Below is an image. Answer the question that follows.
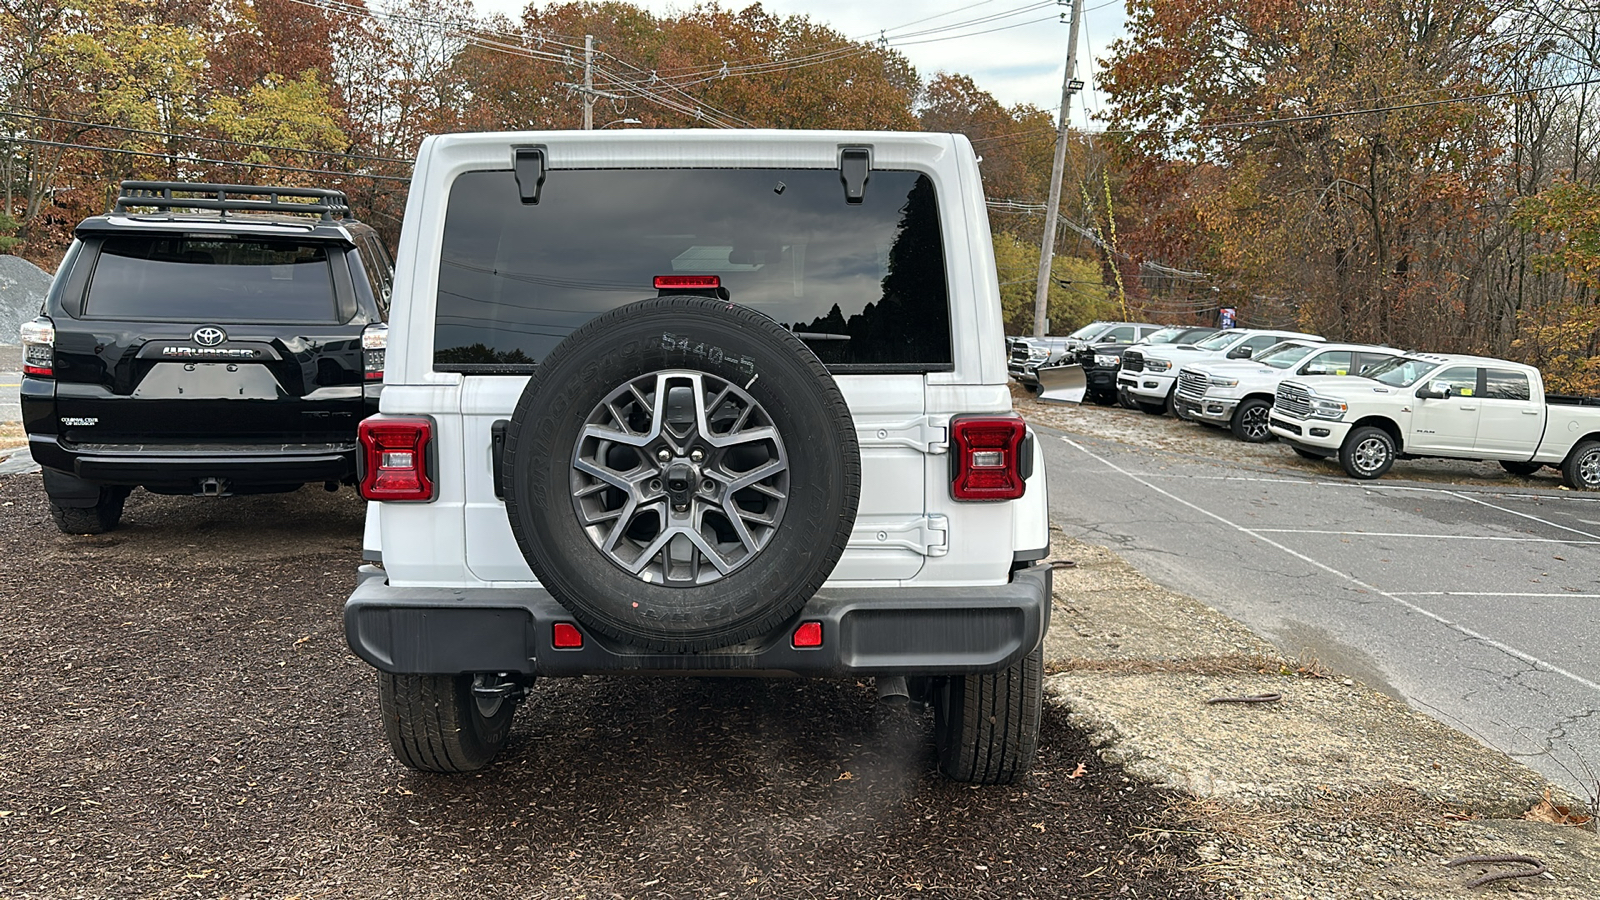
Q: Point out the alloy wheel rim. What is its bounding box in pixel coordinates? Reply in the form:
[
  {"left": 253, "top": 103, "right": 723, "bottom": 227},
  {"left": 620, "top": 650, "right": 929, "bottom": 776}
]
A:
[
  {"left": 1353, "top": 437, "right": 1389, "bottom": 474},
  {"left": 570, "top": 369, "right": 790, "bottom": 586}
]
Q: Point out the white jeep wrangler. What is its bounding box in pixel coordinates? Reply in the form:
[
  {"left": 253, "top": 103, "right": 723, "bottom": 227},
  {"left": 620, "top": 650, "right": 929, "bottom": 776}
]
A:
[{"left": 344, "top": 130, "right": 1052, "bottom": 784}]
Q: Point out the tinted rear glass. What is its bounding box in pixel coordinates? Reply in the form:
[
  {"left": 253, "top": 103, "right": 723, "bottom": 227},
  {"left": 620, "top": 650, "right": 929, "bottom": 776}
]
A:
[
  {"left": 85, "top": 236, "right": 338, "bottom": 323},
  {"left": 434, "top": 168, "right": 953, "bottom": 372}
]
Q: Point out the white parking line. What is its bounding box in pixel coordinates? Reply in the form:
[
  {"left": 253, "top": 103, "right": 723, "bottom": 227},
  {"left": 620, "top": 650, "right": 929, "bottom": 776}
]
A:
[
  {"left": 1251, "top": 529, "right": 1600, "bottom": 545},
  {"left": 1443, "top": 490, "right": 1600, "bottom": 541},
  {"left": 1390, "top": 591, "right": 1600, "bottom": 598},
  {"left": 1135, "top": 470, "right": 1600, "bottom": 504},
  {"left": 1060, "top": 436, "right": 1600, "bottom": 695}
]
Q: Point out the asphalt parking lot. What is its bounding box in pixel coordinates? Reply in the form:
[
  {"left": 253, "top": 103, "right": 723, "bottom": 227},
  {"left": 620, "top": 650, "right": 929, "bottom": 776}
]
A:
[{"left": 1032, "top": 405, "right": 1600, "bottom": 800}]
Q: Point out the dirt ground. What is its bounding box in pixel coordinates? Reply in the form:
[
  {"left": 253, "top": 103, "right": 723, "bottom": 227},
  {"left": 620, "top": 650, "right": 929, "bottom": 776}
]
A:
[{"left": 0, "top": 475, "right": 1215, "bottom": 900}]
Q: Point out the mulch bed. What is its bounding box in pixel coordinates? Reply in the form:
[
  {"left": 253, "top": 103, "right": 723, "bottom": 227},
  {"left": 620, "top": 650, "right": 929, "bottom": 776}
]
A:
[{"left": 0, "top": 474, "right": 1215, "bottom": 899}]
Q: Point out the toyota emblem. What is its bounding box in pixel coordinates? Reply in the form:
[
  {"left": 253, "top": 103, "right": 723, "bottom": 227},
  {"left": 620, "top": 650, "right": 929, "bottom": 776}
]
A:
[{"left": 193, "top": 326, "right": 227, "bottom": 347}]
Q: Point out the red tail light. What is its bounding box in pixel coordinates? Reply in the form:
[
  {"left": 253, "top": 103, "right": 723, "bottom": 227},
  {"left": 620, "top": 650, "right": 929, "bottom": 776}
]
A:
[
  {"left": 950, "top": 415, "right": 1028, "bottom": 501},
  {"left": 654, "top": 275, "right": 721, "bottom": 291},
  {"left": 21, "top": 317, "right": 54, "bottom": 377},
  {"left": 358, "top": 416, "right": 434, "bottom": 501}
]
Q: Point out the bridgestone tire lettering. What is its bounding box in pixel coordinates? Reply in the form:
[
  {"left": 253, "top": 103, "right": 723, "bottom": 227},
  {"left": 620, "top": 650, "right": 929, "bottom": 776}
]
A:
[{"left": 503, "top": 296, "right": 861, "bottom": 652}]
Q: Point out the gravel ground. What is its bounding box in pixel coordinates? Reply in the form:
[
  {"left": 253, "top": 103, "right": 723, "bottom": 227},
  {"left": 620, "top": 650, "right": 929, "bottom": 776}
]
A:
[{"left": 0, "top": 475, "right": 1214, "bottom": 900}]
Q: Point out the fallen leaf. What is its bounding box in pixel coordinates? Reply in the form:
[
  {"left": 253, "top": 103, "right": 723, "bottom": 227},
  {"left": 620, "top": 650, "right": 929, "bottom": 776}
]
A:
[
  {"left": 1525, "top": 788, "right": 1593, "bottom": 827},
  {"left": 1067, "top": 762, "right": 1088, "bottom": 779},
  {"left": 835, "top": 771, "right": 854, "bottom": 781}
]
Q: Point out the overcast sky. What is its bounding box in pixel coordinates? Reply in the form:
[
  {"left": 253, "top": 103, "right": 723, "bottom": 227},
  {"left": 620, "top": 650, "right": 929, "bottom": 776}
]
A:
[{"left": 474, "top": 1, "right": 1129, "bottom": 128}]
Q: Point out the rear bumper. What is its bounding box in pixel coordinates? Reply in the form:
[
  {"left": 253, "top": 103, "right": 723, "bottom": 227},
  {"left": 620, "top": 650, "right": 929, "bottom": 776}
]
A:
[
  {"left": 27, "top": 434, "right": 357, "bottom": 488},
  {"left": 344, "top": 563, "right": 1054, "bottom": 678}
]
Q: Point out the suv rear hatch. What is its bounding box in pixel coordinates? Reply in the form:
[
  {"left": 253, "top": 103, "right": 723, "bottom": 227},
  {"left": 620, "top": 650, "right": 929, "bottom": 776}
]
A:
[
  {"left": 433, "top": 164, "right": 954, "bottom": 584},
  {"left": 50, "top": 232, "right": 368, "bottom": 450}
]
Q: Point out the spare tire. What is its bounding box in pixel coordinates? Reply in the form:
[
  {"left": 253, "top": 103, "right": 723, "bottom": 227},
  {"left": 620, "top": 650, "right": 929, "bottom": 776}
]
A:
[{"left": 503, "top": 296, "right": 861, "bottom": 652}]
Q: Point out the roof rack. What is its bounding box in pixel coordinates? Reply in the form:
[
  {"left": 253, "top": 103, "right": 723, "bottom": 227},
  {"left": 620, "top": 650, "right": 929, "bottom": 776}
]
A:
[{"left": 114, "top": 181, "right": 351, "bottom": 221}]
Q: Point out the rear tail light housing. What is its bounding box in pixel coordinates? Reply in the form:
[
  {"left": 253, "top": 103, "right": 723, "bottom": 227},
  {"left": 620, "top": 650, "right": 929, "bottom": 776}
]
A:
[
  {"left": 358, "top": 415, "right": 434, "bottom": 501},
  {"left": 949, "top": 414, "right": 1029, "bottom": 501},
  {"left": 361, "top": 323, "right": 387, "bottom": 381},
  {"left": 21, "top": 316, "right": 54, "bottom": 377}
]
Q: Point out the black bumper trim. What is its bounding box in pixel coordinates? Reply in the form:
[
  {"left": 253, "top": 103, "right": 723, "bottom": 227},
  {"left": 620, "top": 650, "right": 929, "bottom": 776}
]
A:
[
  {"left": 344, "top": 564, "right": 1053, "bottom": 678},
  {"left": 28, "top": 435, "right": 355, "bottom": 486}
]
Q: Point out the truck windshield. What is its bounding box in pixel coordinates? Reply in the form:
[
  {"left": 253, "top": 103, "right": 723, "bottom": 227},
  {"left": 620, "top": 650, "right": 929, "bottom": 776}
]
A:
[
  {"left": 1194, "top": 331, "right": 1243, "bottom": 351},
  {"left": 1140, "top": 327, "right": 1185, "bottom": 345},
  {"left": 1363, "top": 357, "right": 1440, "bottom": 387},
  {"left": 1256, "top": 343, "right": 1316, "bottom": 369}
]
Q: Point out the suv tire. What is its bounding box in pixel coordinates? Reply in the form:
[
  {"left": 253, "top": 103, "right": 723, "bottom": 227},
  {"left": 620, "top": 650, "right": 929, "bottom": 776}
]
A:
[
  {"left": 48, "top": 487, "right": 128, "bottom": 535},
  {"left": 503, "top": 296, "right": 861, "bottom": 652},
  {"left": 379, "top": 672, "right": 516, "bottom": 773},
  {"left": 934, "top": 644, "right": 1043, "bottom": 784}
]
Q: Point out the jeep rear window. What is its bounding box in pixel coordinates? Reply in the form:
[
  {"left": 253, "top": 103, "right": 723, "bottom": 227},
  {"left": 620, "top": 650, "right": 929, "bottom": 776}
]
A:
[
  {"left": 84, "top": 236, "right": 338, "bottom": 323},
  {"left": 434, "top": 168, "right": 954, "bottom": 373}
]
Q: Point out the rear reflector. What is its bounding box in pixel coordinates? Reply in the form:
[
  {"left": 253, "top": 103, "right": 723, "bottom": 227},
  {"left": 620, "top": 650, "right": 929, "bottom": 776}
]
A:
[
  {"left": 950, "top": 414, "right": 1027, "bottom": 501},
  {"left": 654, "top": 275, "right": 721, "bottom": 290},
  {"left": 358, "top": 416, "right": 434, "bottom": 501},
  {"left": 791, "top": 621, "right": 823, "bottom": 648},
  {"left": 553, "top": 623, "right": 584, "bottom": 649}
]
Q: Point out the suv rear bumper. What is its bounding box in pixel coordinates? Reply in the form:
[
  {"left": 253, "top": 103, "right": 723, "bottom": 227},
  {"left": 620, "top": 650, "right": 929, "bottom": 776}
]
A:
[
  {"left": 345, "top": 563, "right": 1053, "bottom": 678},
  {"left": 28, "top": 434, "right": 357, "bottom": 489}
]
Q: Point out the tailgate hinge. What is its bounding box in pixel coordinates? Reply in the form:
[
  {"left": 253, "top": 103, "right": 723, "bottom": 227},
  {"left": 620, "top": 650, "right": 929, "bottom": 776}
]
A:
[
  {"left": 857, "top": 416, "right": 948, "bottom": 454},
  {"left": 849, "top": 515, "right": 949, "bottom": 558}
]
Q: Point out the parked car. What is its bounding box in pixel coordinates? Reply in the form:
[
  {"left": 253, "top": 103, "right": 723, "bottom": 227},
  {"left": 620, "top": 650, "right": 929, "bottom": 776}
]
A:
[
  {"left": 1010, "top": 321, "right": 1163, "bottom": 391},
  {"left": 1118, "top": 328, "right": 1324, "bottom": 415},
  {"left": 1076, "top": 325, "right": 1220, "bottom": 406},
  {"left": 343, "top": 130, "right": 1054, "bottom": 783},
  {"left": 1174, "top": 341, "right": 1402, "bottom": 441},
  {"left": 19, "top": 181, "right": 392, "bottom": 534},
  {"left": 1268, "top": 353, "right": 1600, "bottom": 486}
]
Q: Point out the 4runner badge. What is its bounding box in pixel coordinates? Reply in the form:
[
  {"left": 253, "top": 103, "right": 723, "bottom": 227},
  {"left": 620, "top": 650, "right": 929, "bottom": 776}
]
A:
[{"left": 193, "top": 326, "right": 227, "bottom": 346}]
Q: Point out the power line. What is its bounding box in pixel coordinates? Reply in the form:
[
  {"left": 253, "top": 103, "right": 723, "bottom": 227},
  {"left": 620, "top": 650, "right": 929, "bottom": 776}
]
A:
[
  {"left": 6, "top": 135, "right": 411, "bottom": 182},
  {"left": 0, "top": 107, "right": 412, "bottom": 166}
]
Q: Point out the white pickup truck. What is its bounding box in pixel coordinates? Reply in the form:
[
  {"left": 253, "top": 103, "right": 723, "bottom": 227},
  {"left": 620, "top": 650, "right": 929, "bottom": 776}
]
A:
[
  {"left": 1174, "top": 341, "right": 1402, "bottom": 441},
  {"left": 1118, "top": 328, "right": 1323, "bottom": 415},
  {"left": 1268, "top": 353, "right": 1600, "bottom": 488}
]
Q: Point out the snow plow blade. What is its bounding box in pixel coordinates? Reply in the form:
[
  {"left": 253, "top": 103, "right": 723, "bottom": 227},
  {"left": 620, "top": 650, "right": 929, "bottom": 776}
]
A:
[{"left": 1036, "top": 362, "right": 1087, "bottom": 405}]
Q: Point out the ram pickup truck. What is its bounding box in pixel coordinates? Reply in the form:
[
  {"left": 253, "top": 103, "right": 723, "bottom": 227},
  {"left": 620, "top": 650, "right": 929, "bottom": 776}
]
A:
[
  {"left": 1077, "top": 325, "right": 1218, "bottom": 406},
  {"left": 1174, "top": 341, "right": 1401, "bottom": 441},
  {"left": 1118, "top": 328, "right": 1323, "bottom": 415},
  {"left": 1008, "top": 320, "right": 1161, "bottom": 391},
  {"left": 1268, "top": 353, "right": 1600, "bottom": 487}
]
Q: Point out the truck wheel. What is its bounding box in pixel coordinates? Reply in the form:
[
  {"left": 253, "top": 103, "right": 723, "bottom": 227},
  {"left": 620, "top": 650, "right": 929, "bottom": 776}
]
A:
[
  {"left": 1340, "top": 426, "right": 1396, "bottom": 480},
  {"left": 934, "top": 645, "right": 1043, "bottom": 784},
  {"left": 47, "top": 486, "right": 128, "bottom": 535},
  {"left": 379, "top": 672, "right": 517, "bottom": 773},
  {"left": 503, "top": 296, "right": 860, "bottom": 652},
  {"left": 1500, "top": 460, "right": 1543, "bottom": 478},
  {"left": 1230, "top": 398, "right": 1274, "bottom": 443},
  {"left": 1560, "top": 440, "right": 1600, "bottom": 491},
  {"left": 1135, "top": 398, "right": 1168, "bottom": 416}
]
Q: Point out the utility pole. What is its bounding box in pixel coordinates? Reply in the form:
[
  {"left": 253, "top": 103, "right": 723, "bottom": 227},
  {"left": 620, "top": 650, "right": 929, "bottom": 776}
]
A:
[
  {"left": 583, "top": 34, "right": 595, "bottom": 130},
  {"left": 561, "top": 34, "right": 622, "bottom": 130},
  {"left": 1031, "top": 0, "right": 1086, "bottom": 338}
]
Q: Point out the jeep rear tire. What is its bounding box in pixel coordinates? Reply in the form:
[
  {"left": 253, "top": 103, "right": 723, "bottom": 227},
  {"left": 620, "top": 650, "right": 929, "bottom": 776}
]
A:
[
  {"left": 503, "top": 296, "right": 861, "bottom": 652},
  {"left": 379, "top": 672, "right": 516, "bottom": 773},
  {"left": 934, "top": 645, "right": 1043, "bottom": 784}
]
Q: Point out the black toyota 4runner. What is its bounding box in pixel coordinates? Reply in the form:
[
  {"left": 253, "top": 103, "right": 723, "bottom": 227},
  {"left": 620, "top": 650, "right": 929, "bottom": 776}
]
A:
[{"left": 20, "top": 182, "right": 393, "bottom": 533}]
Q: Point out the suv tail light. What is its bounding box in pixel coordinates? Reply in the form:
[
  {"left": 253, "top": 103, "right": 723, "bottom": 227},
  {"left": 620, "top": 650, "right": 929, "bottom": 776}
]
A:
[
  {"left": 950, "top": 415, "right": 1029, "bottom": 501},
  {"left": 358, "top": 416, "right": 434, "bottom": 501},
  {"left": 21, "top": 316, "right": 55, "bottom": 377},
  {"left": 361, "top": 323, "right": 387, "bottom": 381}
]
